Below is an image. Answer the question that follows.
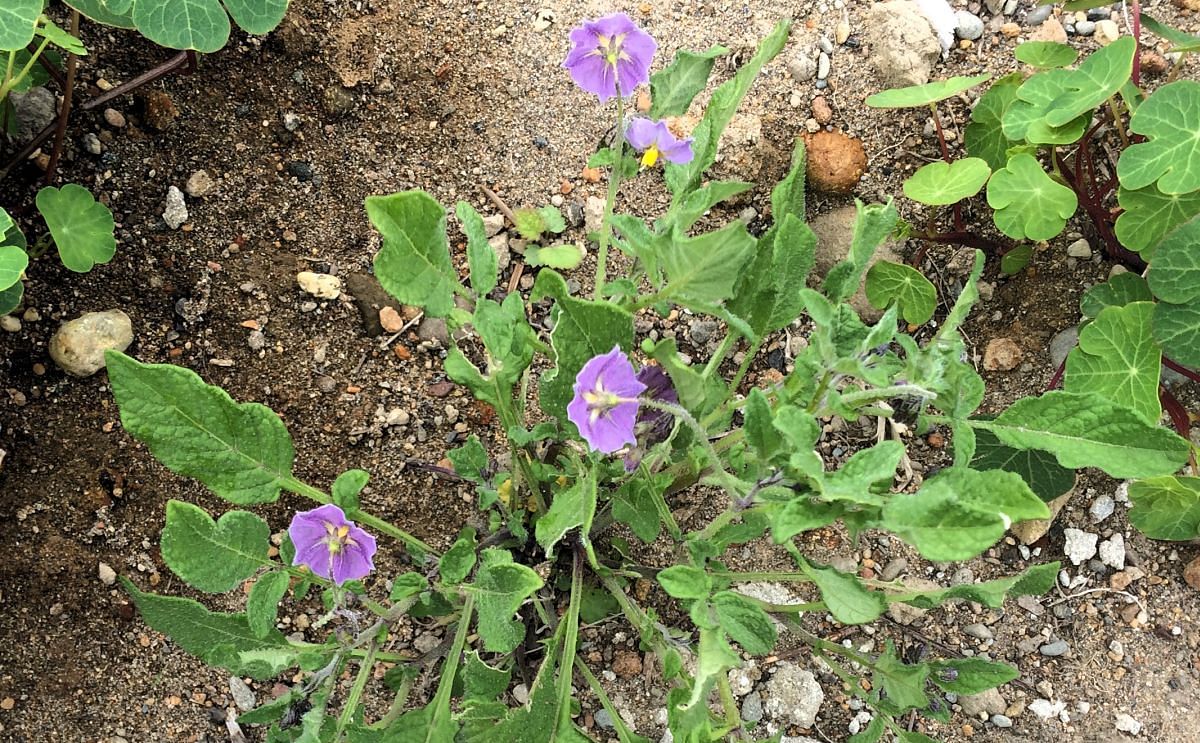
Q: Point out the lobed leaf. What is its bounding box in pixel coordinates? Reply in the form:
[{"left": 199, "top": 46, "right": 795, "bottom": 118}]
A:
[
  {"left": 986, "top": 153, "right": 1076, "bottom": 240},
  {"left": 660, "top": 221, "right": 756, "bottom": 306},
  {"left": 1128, "top": 476, "right": 1200, "bottom": 540},
  {"left": 132, "top": 0, "right": 232, "bottom": 52},
  {"left": 1147, "top": 213, "right": 1200, "bottom": 304},
  {"left": 1118, "top": 81, "right": 1200, "bottom": 194},
  {"left": 970, "top": 426, "right": 1075, "bottom": 502},
  {"left": 106, "top": 352, "right": 296, "bottom": 504},
  {"left": 65, "top": 0, "right": 136, "bottom": 29},
  {"left": 36, "top": 184, "right": 117, "bottom": 273},
  {"left": 1002, "top": 69, "right": 1088, "bottom": 145},
  {"left": 0, "top": 0, "right": 42, "bottom": 51},
  {"left": 0, "top": 245, "right": 28, "bottom": 294},
  {"left": 161, "top": 500, "right": 270, "bottom": 592},
  {"left": 1152, "top": 298, "right": 1200, "bottom": 368},
  {"left": 468, "top": 549, "right": 544, "bottom": 654},
  {"left": 865, "top": 74, "right": 991, "bottom": 108},
  {"left": 1115, "top": 184, "right": 1200, "bottom": 256},
  {"left": 965, "top": 73, "right": 1022, "bottom": 170},
  {"left": 902, "top": 158, "right": 991, "bottom": 206},
  {"left": 1066, "top": 301, "right": 1162, "bottom": 424},
  {"left": 864, "top": 261, "right": 937, "bottom": 325},
  {"left": 1080, "top": 272, "right": 1152, "bottom": 319},
  {"left": 368, "top": 190, "right": 459, "bottom": 318},
  {"left": 1014, "top": 41, "right": 1078, "bottom": 69}
]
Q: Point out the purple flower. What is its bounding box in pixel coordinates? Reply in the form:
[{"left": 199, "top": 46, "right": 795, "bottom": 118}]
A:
[
  {"left": 288, "top": 504, "right": 377, "bottom": 585},
  {"left": 567, "top": 346, "right": 646, "bottom": 453},
  {"left": 625, "top": 118, "right": 695, "bottom": 167},
  {"left": 624, "top": 365, "right": 680, "bottom": 471},
  {"left": 562, "top": 13, "right": 657, "bottom": 102}
]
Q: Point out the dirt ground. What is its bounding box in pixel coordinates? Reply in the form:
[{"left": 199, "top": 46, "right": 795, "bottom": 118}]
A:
[{"left": 1, "top": 1, "right": 1198, "bottom": 741}]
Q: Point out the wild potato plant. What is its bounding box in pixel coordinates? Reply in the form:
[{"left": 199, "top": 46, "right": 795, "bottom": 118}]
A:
[{"left": 106, "top": 14, "right": 1192, "bottom": 743}]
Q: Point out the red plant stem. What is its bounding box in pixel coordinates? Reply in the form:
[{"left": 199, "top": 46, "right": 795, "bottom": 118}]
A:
[
  {"left": 80, "top": 50, "right": 197, "bottom": 112},
  {"left": 1164, "top": 357, "right": 1200, "bottom": 386},
  {"left": 1159, "top": 386, "right": 1190, "bottom": 439},
  {"left": 928, "top": 103, "right": 952, "bottom": 162},
  {"left": 44, "top": 11, "right": 81, "bottom": 185},
  {"left": 1047, "top": 357, "right": 1067, "bottom": 391}
]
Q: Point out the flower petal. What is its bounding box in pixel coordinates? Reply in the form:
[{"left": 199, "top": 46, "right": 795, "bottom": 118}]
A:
[
  {"left": 331, "top": 543, "right": 375, "bottom": 585},
  {"left": 566, "top": 55, "right": 617, "bottom": 101},
  {"left": 294, "top": 541, "right": 334, "bottom": 580},
  {"left": 659, "top": 136, "right": 695, "bottom": 164},
  {"left": 625, "top": 118, "right": 658, "bottom": 151}
]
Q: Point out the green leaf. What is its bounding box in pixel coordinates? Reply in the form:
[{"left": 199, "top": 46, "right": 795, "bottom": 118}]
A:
[
  {"left": 472, "top": 294, "right": 536, "bottom": 387},
  {"left": 896, "top": 562, "right": 1059, "bottom": 610},
  {"left": 535, "top": 469, "right": 597, "bottom": 556},
  {"left": 872, "top": 642, "right": 929, "bottom": 711},
  {"left": 612, "top": 471, "right": 668, "bottom": 543},
  {"left": 0, "top": 0, "right": 42, "bottom": 51},
  {"left": 649, "top": 46, "right": 727, "bottom": 118},
  {"left": 447, "top": 435, "right": 488, "bottom": 483},
  {"left": 930, "top": 658, "right": 1018, "bottom": 695},
  {"left": 332, "top": 469, "right": 368, "bottom": 512},
  {"left": 799, "top": 559, "right": 886, "bottom": 625},
  {"left": 657, "top": 565, "right": 711, "bottom": 600},
  {"left": 512, "top": 208, "right": 547, "bottom": 241},
  {"left": 744, "top": 388, "right": 783, "bottom": 461},
  {"left": 532, "top": 269, "right": 633, "bottom": 422},
  {"left": 770, "top": 497, "right": 843, "bottom": 542},
  {"left": 882, "top": 468, "right": 1049, "bottom": 561},
  {"left": 972, "top": 391, "right": 1190, "bottom": 479},
  {"left": 1118, "top": 81, "right": 1200, "bottom": 194},
  {"left": 1128, "top": 476, "right": 1200, "bottom": 540},
  {"left": 1115, "top": 184, "right": 1200, "bottom": 256},
  {"left": 439, "top": 527, "right": 478, "bottom": 585},
  {"left": 0, "top": 281, "right": 22, "bottom": 316},
  {"left": 106, "top": 352, "right": 295, "bottom": 504},
  {"left": 64, "top": 0, "right": 136, "bottom": 28},
  {"left": 1002, "top": 69, "right": 1089, "bottom": 145},
  {"left": 1015, "top": 41, "right": 1078, "bottom": 69},
  {"left": 986, "top": 153, "right": 1077, "bottom": 240},
  {"left": 389, "top": 572, "right": 429, "bottom": 601},
  {"left": 903, "top": 158, "right": 991, "bottom": 206},
  {"left": 660, "top": 221, "right": 756, "bottom": 306},
  {"left": 161, "top": 500, "right": 269, "bottom": 592},
  {"left": 457, "top": 201, "right": 497, "bottom": 296},
  {"left": 1045, "top": 36, "right": 1136, "bottom": 127},
  {"left": 0, "top": 245, "right": 28, "bottom": 293},
  {"left": 247, "top": 571, "right": 290, "bottom": 639},
  {"left": 1065, "top": 302, "right": 1161, "bottom": 424},
  {"left": 660, "top": 180, "right": 754, "bottom": 234},
  {"left": 35, "top": 185, "right": 116, "bottom": 273},
  {"left": 120, "top": 577, "right": 289, "bottom": 677},
  {"left": 642, "top": 337, "right": 726, "bottom": 415},
  {"left": 36, "top": 19, "right": 86, "bottom": 55},
  {"left": 823, "top": 199, "right": 901, "bottom": 304},
  {"left": 525, "top": 243, "right": 584, "bottom": 270},
  {"left": 865, "top": 74, "right": 992, "bottom": 108},
  {"left": 1141, "top": 13, "right": 1200, "bottom": 52},
  {"left": 1148, "top": 214, "right": 1200, "bottom": 303},
  {"left": 368, "top": 190, "right": 459, "bottom": 318},
  {"left": 711, "top": 591, "right": 776, "bottom": 654},
  {"left": 537, "top": 205, "right": 566, "bottom": 235},
  {"left": 219, "top": 0, "right": 289, "bottom": 35},
  {"left": 132, "top": 0, "right": 232, "bottom": 52},
  {"left": 970, "top": 426, "right": 1075, "bottom": 502},
  {"left": 965, "top": 73, "right": 1023, "bottom": 170},
  {"left": 468, "top": 549, "right": 544, "bottom": 653},
  {"left": 664, "top": 20, "right": 789, "bottom": 199},
  {"left": 864, "top": 261, "right": 937, "bottom": 325},
  {"left": 1152, "top": 298, "right": 1200, "bottom": 368},
  {"left": 462, "top": 651, "right": 512, "bottom": 703},
  {"left": 1081, "top": 272, "right": 1153, "bottom": 319},
  {"left": 1000, "top": 245, "right": 1033, "bottom": 275}
]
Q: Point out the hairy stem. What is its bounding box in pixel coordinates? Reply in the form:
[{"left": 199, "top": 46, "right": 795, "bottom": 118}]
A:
[
  {"left": 594, "top": 89, "right": 627, "bottom": 300},
  {"left": 335, "top": 637, "right": 378, "bottom": 740}
]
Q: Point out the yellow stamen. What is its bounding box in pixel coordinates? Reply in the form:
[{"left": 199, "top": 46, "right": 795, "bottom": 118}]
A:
[{"left": 640, "top": 146, "right": 660, "bottom": 168}]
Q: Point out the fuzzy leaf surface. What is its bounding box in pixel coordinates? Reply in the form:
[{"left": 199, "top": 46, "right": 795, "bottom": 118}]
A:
[
  {"left": 649, "top": 46, "right": 727, "bottom": 118},
  {"left": 457, "top": 201, "right": 497, "bottom": 296},
  {"left": 368, "top": 190, "right": 458, "bottom": 318},
  {"left": 161, "top": 500, "right": 270, "bottom": 592},
  {"left": 468, "top": 550, "right": 544, "bottom": 654}
]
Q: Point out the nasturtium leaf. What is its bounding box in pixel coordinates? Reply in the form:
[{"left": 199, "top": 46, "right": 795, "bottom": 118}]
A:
[
  {"left": 657, "top": 565, "right": 711, "bottom": 600},
  {"left": 246, "top": 571, "right": 290, "bottom": 639},
  {"left": 970, "top": 426, "right": 1075, "bottom": 502},
  {"left": 218, "top": 0, "right": 289, "bottom": 35},
  {"left": 535, "top": 469, "right": 597, "bottom": 556},
  {"left": 1128, "top": 476, "right": 1200, "bottom": 540},
  {"left": 1140, "top": 14, "right": 1200, "bottom": 53},
  {"left": 660, "top": 220, "right": 756, "bottom": 306},
  {"left": 161, "top": 500, "right": 270, "bottom": 592},
  {"left": 1002, "top": 69, "right": 1087, "bottom": 145},
  {"left": 468, "top": 549, "right": 544, "bottom": 654},
  {"left": 986, "top": 153, "right": 1077, "bottom": 240},
  {"left": 902, "top": 158, "right": 991, "bottom": 206},
  {"left": 864, "top": 261, "right": 937, "bottom": 325},
  {"left": 132, "top": 0, "right": 232, "bottom": 52},
  {"left": 965, "top": 73, "right": 1022, "bottom": 170},
  {"left": 1118, "top": 81, "right": 1200, "bottom": 194},
  {"left": 0, "top": 245, "right": 28, "bottom": 294},
  {"left": 35, "top": 185, "right": 117, "bottom": 273},
  {"left": 438, "top": 528, "right": 478, "bottom": 585},
  {"left": 1152, "top": 298, "right": 1200, "bottom": 368},
  {"left": 532, "top": 269, "right": 634, "bottom": 422},
  {"left": 882, "top": 468, "right": 1048, "bottom": 561},
  {"left": 865, "top": 74, "right": 991, "bottom": 108},
  {"left": 1014, "top": 41, "right": 1078, "bottom": 69},
  {"left": 649, "top": 46, "right": 727, "bottom": 118},
  {"left": 120, "top": 577, "right": 290, "bottom": 678},
  {"left": 799, "top": 559, "right": 886, "bottom": 625},
  {"left": 0, "top": 282, "right": 22, "bottom": 316},
  {"left": 456, "top": 201, "right": 497, "bottom": 296},
  {"left": 1115, "top": 185, "right": 1200, "bottom": 256},
  {"left": 36, "top": 19, "right": 86, "bottom": 55},
  {"left": 65, "top": 0, "right": 136, "bottom": 28},
  {"left": 106, "top": 352, "right": 296, "bottom": 504},
  {"left": 872, "top": 642, "right": 929, "bottom": 711},
  {"left": 973, "top": 391, "right": 1190, "bottom": 478},
  {"left": 331, "top": 469, "right": 368, "bottom": 512},
  {"left": 1081, "top": 272, "right": 1153, "bottom": 319},
  {"left": 1147, "top": 214, "right": 1200, "bottom": 304},
  {"left": 368, "top": 190, "right": 459, "bottom": 318},
  {"left": 0, "top": 0, "right": 42, "bottom": 51},
  {"left": 823, "top": 199, "right": 901, "bottom": 304},
  {"left": 524, "top": 243, "right": 584, "bottom": 270},
  {"left": 929, "top": 658, "right": 1019, "bottom": 695},
  {"left": 1065, "top": 303, "right": 1161, "bottom": 424},
  {"left": 1000, "top": 244, "right": 1033, "bottom": 275},
  {"left": 1044, "top": 36, "right": 1135, "bottom": 127},
  {"left": 711, "top": 591, "right": 776, "bottom": 654}
]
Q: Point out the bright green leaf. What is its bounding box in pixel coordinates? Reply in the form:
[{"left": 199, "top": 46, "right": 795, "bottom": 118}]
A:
[
  {"left": 800, "top": 559, "right": 886, "bottom": 625},
  {"left": 660, "top": 221, "right": 756, "bottom": 306},
  {"left": 161, "top": 500, "right": 270, "bottom": 592},
  {"left": 1118, "top": 81, "right": 1200, "bottom": 194},
  {"left": 903, "top": 158, "right": 991, "bottom": 206},
  {"left": 1152, "top": 298, "right": 1200, "bottom": 368},
  {"left": 0, "top": 281, "right": 22, "bottom": 316},
  {"left": 660, "top": 180, "right": 754, "bottom": 234},
  {"left": 1065, "top": 302, "right": 1161, "bottom": 424},
  {"left": 823, "top": 199, "right": 901, "bottom": 304},
  {"left": 711, "top": 591, "right": 776, "bottom": 654},
  {"left": 929, "top": 658, "right": 1018, "bottom": 695},
  {"left": 1015, "top": 41, "right": 1078, "bottom": 69},
  {"left": 1045, "top": 36, "right": 1135, "bottom": 127},
  {"left": 468, "top": 549, "right": 544, "bottom": 654},
  {"left": 865, "top": 74, "right": 991, "bottom": 108},
  {"left": 1147, "top": 213, "right": 1200, "bottom": 304},
  {"left": 987, "top": 153, "right": 1077, "bottom": 240},
  {"left": 439, "top": 527, "right": 477, "bottom": 585},
  {"left": 864, "top": 261, "right": 937, "bottom": 325},
  {"left": 970, "top": 426, "right": 1075, "bottom": 502},
  {"left": 965, "top": 73, "right": 1023, "bottom": 170},
  {"left": 133, "top": 0, "right": 232, "bottom": 52},
  {"left": 332, "top": 469, "right": 368, "bottom": 512},
  {"left": 64, "top": 0, "right": 136, "bottom": 28},
  {"left": 0, "top": 0, "right": 42, "bottom": 51},
  {"left": 1141, "top": 14, "right": 1200, "bottom": 52},
  {"left": 649, "top": 46, "right": 727, "bottom": 118},
  {"left": 36, "top": 184, "right": 116, "bottom": 273},
  {"left": 657, "top": 565, "right": 711, "bottom": 600},
  {"left": 535, "top": 469, "right": 597, "bottom": 556},
  {"left": 1115, "top": 185, "right": 1200, "bottom": 256},
  {"left": 0, "top": 245, "right": 28, "bottom": 293},
  {"left": 1000, "top": 244, "right": 1033, "bottom": 275},
  {"left": 457, "top": 201, "right": 497, "bottom": 296},
  {"left": 1081, "top": 272, "right": 1153, "bottom": 319},
  {"left": 1128, "top": 476, "right": 1200, "bottom": 540},
  {"left": 368, "top": 190, "right": 459, "bottom": 318},
  {"left": 36, "top": 19, "right": 86, "bottom": 55},
  {"left": 896, "top": 562, "right": 1059, "bottom": 610},
  {"left": 872, "top": 642, "right": 929, "bottom": 711},
  {"left": 219, "top": 0, "right": 289, "bottom": 35},
  {"left": 525, "top": 243, "right": 584, "bottom": 270},
  {"left": 1002, "top": 69, "right": 1089, "bottom": 145},
  {"left": 247, "top": 571, "right": 290, "bottom": 639},
  {"left": 106, "top": 352, "right": 295, "bottom": 504}
]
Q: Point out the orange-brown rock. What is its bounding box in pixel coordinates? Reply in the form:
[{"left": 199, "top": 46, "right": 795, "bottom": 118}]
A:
[{"left": 804, "top": 130, "right": 867, "bottom": 194}]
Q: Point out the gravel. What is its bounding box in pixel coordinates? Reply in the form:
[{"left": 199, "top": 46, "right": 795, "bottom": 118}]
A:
[
  {"left": 1039, "top": 639, "right": 1070, "bottom": 657},
  {"left": 1064, "top": 528, "right": 1100, "bottom": 566}
]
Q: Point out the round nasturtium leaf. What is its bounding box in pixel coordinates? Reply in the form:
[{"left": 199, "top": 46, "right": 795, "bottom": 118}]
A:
[
  {"left": 1003, "top": 70, "right": 1087, "bottom": 145},
  {"left": 902, "top": 158, "right": 991, "bottom": 206},
  {"left": 0, "top": 246, "right": 29, "bottom": 292},
  {"left": 986, "top": 153, "right": 1077, "bottom": 241},
  {"left": 1117, "top": 80, "right": 1200, "bottom": 195},
  {"left": 0, "top": 0, "right": 42, "bottom": 52},
  {"left": 35, "top": 184, "right": 117, "bottom": 273},
  {"left": 132, "top": 0, "right": 233, "bottom": 53},
  {"left": 1080, "top": 272, "right": 1152, "bottom": 320},
  {"left": 1115, "top": 184, "right": 1200, "bottom": 256},
  {"left": 0, "top": 282, "right": 23, "bottom": 316},
  {"left": 1147, "top": 214, "right": 1200, "bottom": 305},
  {"left": 965, "top": 73, "right": 1023, "bottom": 170},
  {"left": 64, "top": 0, "right": 137, "bottom": 28},
  {"left": 1128, "top": 476, "right": 1200, "bottom": 541},
  {"left": 864, "top": 261, "right": 937, "bottom": 325},
  {"left": 865, "top": 74, "right": 991, "bottom": 109},
  {"left": 1065, "top": 302, "right": 1162, "bottom": 426},
  {"left": 1014, "top": 41, "right": 1079, "bottom": 69},
  {"left": 1152, "top": 298, "right": 1200, "bottom": 369}
]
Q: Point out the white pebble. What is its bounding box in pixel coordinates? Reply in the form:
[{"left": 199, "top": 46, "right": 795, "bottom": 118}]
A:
[{"left": 98, "top": 562, "right": 117, "bottom": 585}]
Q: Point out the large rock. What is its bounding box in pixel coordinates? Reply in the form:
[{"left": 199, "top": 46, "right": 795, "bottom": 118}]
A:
[
  {"left": 762, "top": 663, "right": 824, "bottom": 728},
  {"left": 809, "top": 205, "right": 905, "bottom": 323},
  {"left": 10, "top": 87, "right": 57, "bottom": 143},
  {"left": 864, "top": 2, "right": 943, "bottom": 87},
  {"left": 49, "top": 310, "right": 133, "bottom": 377}
]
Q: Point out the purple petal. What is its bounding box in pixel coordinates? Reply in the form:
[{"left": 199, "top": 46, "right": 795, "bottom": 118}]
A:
[
  {"left": 331, "top": 542, "right": 375, "bottom": 585},
  {"left": 294, "top": 541, "right": 334, "bottom": 580},
  {"left": 565, "top": 55, "right": 617, "bottom": 101},
  {"left": 585, "top": 13, "right": 638, "bottom": 39},
  {"left": 615, "top": 25, "right": 656, "bottom": 92},
  {"left": 582, "top": 404, "right": 640, "bottom": 453},
  {"left": 625, "top": 118, "right": 658, "bottom": 150},
  {"left": 658, "top": 136, "right": 695, "bottom": 164}
]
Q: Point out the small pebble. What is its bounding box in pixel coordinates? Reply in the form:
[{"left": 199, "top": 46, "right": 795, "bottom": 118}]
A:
[
  {"left": 82, "top": 132, "right": 102, "bottom": 155},
  {"left": 1090, "top": 495, "right": 1115, "bottom": 523},
  {"left": 98, "top": 562, "right": 117, "bottom": 585},
  {"left": 1095, "top": 19, "right": 1120, "bottom": 46},
  {"left": 1115, "top": 713, "right": 1142, "bottom": 735},
  {"left": 1074, "top": 20, "right": 1095, "bottom": 36},
  {"left": 1066, "top": 238, "right": 1092, "bottom": 259},
  {"left": 1039, "top": 639, "right": 1069, "bottom": 657},
  {"left": 0, "top": 316, "right": 20, "bottom": 332},
  {"left": 991, "top": 714, "right": 1013, "bottom": 728},
  {"left": 102, "top": 108, "right": 126, "bottom": 128},
  {"left": 816, "top": 52, "right": 831, "bottom": 80},
  {"left": 297, "top": 271, "right": 341, "bottom": 299}
]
